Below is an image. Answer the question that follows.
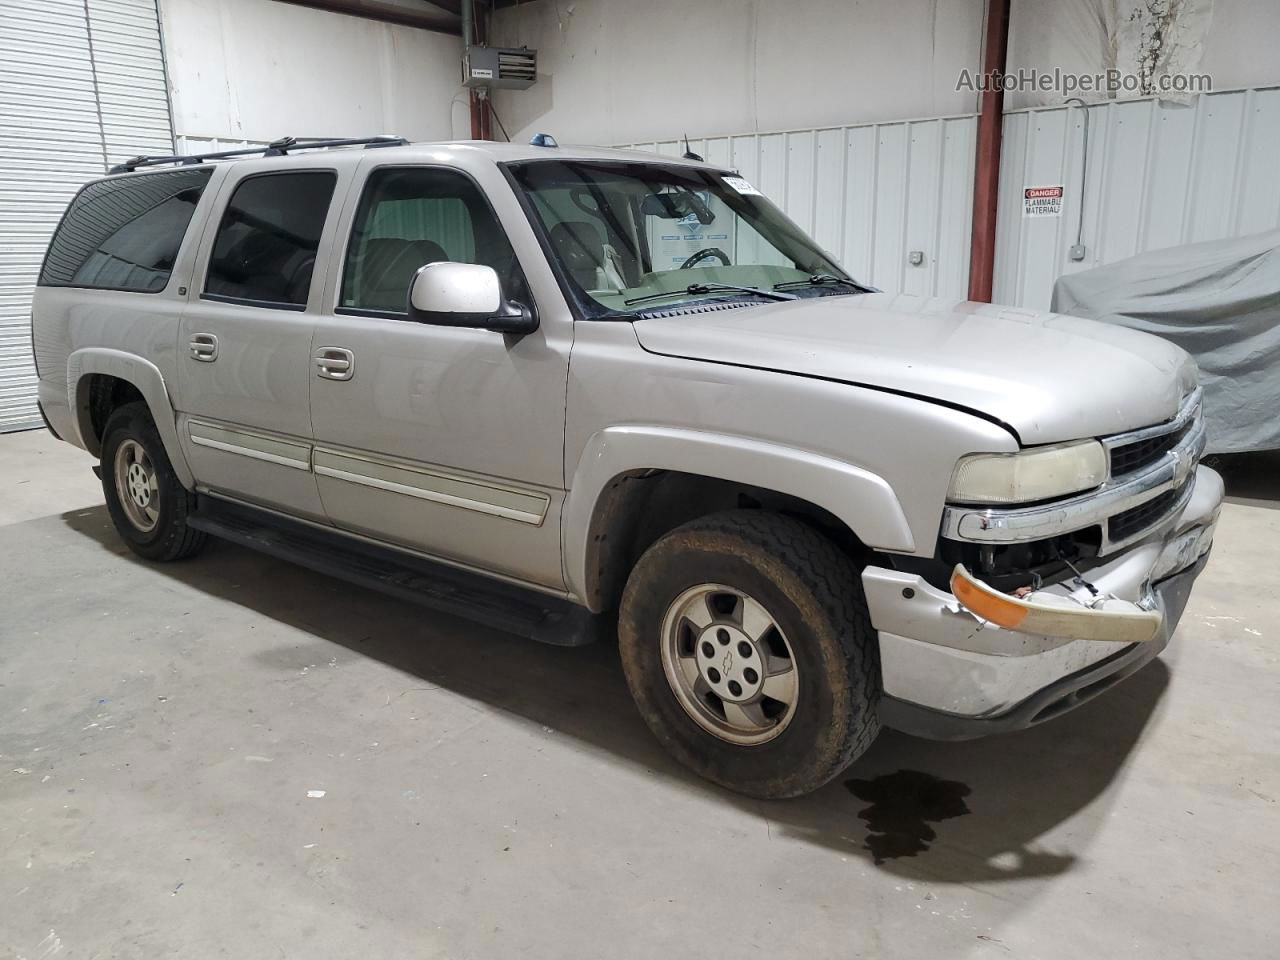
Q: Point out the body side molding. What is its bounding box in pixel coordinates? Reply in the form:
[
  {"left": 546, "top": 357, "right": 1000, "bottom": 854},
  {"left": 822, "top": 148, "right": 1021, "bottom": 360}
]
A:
[
  {"left": 313, "top": 447, "right": 551, "bottom": 525},
  {"left": 188, "top": 420, "right": 312, "bottom": 471}
]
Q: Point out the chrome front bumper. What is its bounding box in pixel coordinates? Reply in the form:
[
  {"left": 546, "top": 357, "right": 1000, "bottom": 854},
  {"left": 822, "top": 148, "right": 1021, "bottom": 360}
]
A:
[{"left": 862, "top": 465, "right": 1222, "bottom": 736}]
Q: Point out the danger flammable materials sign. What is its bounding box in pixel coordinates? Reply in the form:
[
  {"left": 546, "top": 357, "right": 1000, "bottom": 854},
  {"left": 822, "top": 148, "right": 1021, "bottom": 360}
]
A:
[{"left": 1023, "top": 185, "right": 1064, "bottom": 217}]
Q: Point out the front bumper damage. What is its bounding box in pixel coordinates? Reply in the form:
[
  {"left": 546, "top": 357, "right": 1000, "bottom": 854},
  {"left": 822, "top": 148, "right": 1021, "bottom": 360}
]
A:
[
  {"left": 949, "top": 564, "right": 1165, "bottom": 645},
  {"left": 862, "top": 465, "right": 1223, "bottom": 740}
]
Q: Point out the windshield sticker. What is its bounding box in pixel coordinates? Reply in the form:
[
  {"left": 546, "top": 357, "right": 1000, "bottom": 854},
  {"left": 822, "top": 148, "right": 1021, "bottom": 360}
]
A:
[{"left": 722, "top": 176, "right": 762, "bottom": 197}]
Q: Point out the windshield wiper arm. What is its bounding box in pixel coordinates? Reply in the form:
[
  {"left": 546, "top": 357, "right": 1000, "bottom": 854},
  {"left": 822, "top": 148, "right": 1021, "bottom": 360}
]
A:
[
  {"left": 624, "top": 282, "right": 797, "bottom": 307},
  {"left": 772, "top": 274, "right": 871, "bottom": 293}
]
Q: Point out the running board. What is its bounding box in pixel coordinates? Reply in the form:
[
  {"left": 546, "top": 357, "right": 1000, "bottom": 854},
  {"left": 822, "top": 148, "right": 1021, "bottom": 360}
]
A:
[{"left": 187, "top": 497, "right": 600, "bottom": 647}]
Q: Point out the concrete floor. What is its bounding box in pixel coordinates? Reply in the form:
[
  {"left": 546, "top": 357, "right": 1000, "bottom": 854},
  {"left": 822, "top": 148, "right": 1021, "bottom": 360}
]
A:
[{"left": 2, "top": 429, "right": 1277, "bottom": 960}]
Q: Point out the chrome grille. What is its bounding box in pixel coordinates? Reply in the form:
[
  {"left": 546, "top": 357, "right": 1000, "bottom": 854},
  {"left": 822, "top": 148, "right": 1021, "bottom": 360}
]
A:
[
  {"left": 1109, "top": 424, "right": 1191, "bottom": 477},
  {"left": 1105, "top": 391, "right": 1200, "bottom": 479},
  {"left": 1108, "top": 480, "right": 1189, "bottom": 544}
]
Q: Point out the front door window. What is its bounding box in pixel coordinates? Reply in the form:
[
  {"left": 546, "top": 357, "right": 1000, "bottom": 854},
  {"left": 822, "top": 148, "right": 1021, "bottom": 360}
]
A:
[{"left": 339, "top": 167, "right": 528, "bottom": 316}]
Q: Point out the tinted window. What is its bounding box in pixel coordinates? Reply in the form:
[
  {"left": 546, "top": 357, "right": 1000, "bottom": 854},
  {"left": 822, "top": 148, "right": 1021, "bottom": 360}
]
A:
[
  {"left": 40, "top": 168, "right": 213, "bottom": 292},
  {"left": 204, "top": 171, "right": 337, "bottom": 308},
  {"left": 340, "top": 167, "right": 527, "bottom": 314}
]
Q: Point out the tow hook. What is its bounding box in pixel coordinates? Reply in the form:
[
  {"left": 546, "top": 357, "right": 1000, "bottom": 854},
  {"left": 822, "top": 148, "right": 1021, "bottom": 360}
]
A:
[{"left": 950, "top": 565, "right": 1163, "bottom": 644}]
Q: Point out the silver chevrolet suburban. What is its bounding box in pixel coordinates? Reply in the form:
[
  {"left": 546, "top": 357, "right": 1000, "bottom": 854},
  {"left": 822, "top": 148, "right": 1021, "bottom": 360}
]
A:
[{"left": 31, "top": 135, "right": 1222, "bottom": 798}]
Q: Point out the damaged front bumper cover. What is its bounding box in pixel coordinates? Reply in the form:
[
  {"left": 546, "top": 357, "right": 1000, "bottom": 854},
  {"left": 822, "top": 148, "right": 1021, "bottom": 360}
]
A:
[
  {"left": 949, "top": 564, "right": 1163, "bottom": 645},
  {"left": 862, "top": 465, "right": 1222, "bottom": 740}
]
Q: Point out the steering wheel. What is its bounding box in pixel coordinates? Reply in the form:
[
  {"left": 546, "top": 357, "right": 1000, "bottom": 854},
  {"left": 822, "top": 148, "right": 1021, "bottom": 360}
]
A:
[{"left": 680, "top": 247, "right": 731, "bottom": 269}]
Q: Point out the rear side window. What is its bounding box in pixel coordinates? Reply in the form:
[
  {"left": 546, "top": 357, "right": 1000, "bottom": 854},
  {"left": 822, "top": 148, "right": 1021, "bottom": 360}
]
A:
[
  {"left": 204, "top": 171, "right": 337, "bottom": 310},
  {"left": 39, "top": 168, "right": 213, "bottom": 293}
]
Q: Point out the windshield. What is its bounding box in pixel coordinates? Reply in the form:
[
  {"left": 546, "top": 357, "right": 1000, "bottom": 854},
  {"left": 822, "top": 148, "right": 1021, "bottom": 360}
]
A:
[{"left": 506, "top": 160, "right": 864, "bottom": 318}]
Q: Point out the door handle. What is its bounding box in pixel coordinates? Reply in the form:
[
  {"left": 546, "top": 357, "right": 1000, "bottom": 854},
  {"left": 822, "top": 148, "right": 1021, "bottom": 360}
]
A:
[
  {"left": 314, "top": 347, "right": 354, "bottom": 381},
  {"left": 189, "top": 333, "right": 218, "bottom": 362}
]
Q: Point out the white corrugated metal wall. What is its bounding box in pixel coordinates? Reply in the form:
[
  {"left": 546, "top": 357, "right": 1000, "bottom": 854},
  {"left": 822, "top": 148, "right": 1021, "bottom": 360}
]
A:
[
  {"left": 628, "top": 86, "right": 1280, "bottom": 313},
  {"left": 995, "top": 86, "right": 1280, "bottom": 310},
  {"left": 0, "top": 0, "right": 173, "bottom": 432},
  {"left": 626, "top": 115, "right": 978, "bottom": 299}
]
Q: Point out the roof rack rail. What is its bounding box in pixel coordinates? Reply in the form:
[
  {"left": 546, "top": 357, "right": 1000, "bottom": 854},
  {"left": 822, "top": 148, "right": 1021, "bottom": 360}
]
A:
[{"left": 108, "top": 135, "right": 409, "bottom": 175}]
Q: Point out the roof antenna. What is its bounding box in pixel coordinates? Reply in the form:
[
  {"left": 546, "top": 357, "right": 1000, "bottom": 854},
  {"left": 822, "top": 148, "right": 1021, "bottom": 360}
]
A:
[{"left": 682, "top": 134, "right": 703, "bottom": 162}]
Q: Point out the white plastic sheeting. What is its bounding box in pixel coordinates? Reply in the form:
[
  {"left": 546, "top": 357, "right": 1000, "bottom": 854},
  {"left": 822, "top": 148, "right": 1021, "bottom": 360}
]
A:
[
  {"left": 995, "top": 86, "right": 1280, "bottom": 310},
  {"left": 1007, "top": 0, "right": 1217, "bottom": 109},
  {"left": 625, "top": 116, "right": 978, "bottom": 300}
]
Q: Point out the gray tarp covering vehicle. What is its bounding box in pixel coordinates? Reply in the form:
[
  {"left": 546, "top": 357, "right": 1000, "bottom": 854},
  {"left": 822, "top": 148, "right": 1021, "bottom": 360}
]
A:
[{"left": 1052, "top": 229, "right": 1280, "bottom": 454}]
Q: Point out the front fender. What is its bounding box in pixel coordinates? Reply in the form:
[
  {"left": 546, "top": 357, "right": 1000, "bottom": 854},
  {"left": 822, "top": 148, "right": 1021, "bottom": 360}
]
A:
[
  {"left": 68, "top": 347, "right": 195, "bottom": 489},
  {"left": 562, "top": 425, "right": 915, "bottom": 603}
]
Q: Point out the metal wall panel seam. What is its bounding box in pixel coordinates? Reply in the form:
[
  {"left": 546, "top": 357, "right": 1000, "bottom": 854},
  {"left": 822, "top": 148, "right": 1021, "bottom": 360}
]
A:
[
  {"left": 1177, "top": 93, "right": 1209, "bottom": 246},
  {"left": 79, "top": 0, "right": 109, "bottom": 172},
  {"left": 1135, "top": 99, "right": 1159, "bottom": 251},
  {"left": 1227, "top": 89, "right": 1256, "bottom": 238},
  {"left": 837, "top": 125, "right": 850, "bottom": 268}
]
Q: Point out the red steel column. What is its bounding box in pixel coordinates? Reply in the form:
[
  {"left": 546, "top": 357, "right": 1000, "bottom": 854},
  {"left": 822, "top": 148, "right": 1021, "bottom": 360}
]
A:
[
  {"left": 967, "top": 0, "right": 1011, "bottom": 303},
  {"left": 469, "top": 91, "right": 490, "bottom": 140}
]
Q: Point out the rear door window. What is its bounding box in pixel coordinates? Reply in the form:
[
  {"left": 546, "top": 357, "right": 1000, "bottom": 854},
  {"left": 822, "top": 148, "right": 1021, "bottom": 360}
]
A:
[
  {"left": 39, "top": 168, "right": 213, "bottom": 293},
  {"left": 203, "top": 171, "right": 337, "bottom": 310}
]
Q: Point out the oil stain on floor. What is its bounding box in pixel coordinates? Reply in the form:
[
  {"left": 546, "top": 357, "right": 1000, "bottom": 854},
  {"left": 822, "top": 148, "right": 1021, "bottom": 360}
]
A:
[{"left": 845, "top": 770, "right": 972, "bottom": 864}]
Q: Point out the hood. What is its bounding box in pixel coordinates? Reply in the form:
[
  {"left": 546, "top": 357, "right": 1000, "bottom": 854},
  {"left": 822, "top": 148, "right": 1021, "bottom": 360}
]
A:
[{"left": 632, "top": 292, "right": 1195, "bottom": 444}]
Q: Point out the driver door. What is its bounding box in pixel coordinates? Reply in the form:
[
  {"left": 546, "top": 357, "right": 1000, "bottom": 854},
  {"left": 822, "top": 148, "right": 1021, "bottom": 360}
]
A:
[{"left": 307, "top": 160, "right": 570, "bottom": 590}]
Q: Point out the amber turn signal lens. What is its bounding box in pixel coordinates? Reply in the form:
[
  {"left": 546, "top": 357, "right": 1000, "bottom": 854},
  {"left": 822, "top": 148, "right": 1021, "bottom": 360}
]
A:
[{"left": 949, "top": 567, "right": 1029, "bottom": 630}]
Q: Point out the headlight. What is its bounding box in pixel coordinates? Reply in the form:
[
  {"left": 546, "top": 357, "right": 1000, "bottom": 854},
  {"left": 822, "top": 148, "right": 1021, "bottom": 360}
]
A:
[{"left": 948, "top": 440, "right": 1107, "bottom": 505}]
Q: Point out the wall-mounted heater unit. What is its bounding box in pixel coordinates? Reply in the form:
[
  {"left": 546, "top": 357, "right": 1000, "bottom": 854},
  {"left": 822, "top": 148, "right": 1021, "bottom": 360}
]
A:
[{"left": 464, "top": 46, "right": 537, "bottom": 90}]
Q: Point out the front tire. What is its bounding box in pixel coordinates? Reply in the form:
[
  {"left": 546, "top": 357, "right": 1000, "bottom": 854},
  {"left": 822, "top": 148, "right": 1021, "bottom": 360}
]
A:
[
  {"left": 618, "top": 511, "right": 880, "bottom": 799},
  {"left": 101, "top": 402, "right": 207, "bottom": 562}
]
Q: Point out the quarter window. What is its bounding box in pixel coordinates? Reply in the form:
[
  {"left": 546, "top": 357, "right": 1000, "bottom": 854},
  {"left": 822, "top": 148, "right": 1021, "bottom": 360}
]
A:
[
  {"left": 39, "top": 168, "right": 213, "bottom": 293},
  {"left": 204, "top": 171, "right": 337, "bottom": 309},
  {"left": 340, "top": 167, "right": 527, "bottom": 315}
]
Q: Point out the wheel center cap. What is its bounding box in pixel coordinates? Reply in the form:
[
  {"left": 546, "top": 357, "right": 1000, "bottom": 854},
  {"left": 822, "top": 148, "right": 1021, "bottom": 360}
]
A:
[
  {"left": 127, "top": 464, "right": 152, "bottom": 506},
  {"left": 694, "top": 624, "right": 762, "bottom": 703}
]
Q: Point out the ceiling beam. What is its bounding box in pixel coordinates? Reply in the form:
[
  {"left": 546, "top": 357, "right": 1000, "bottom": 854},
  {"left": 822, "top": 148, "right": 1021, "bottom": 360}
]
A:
[{"left": 274, "top": 0, "right": 463, "bottom": 36}]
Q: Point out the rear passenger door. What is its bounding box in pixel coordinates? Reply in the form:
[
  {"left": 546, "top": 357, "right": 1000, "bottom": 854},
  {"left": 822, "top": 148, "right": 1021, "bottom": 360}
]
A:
[
  {"left": 175, "top": 160, "right": 343, "bottom": 520},
  {"left": 308, "top": 161, "right": 570, "bottom": 590}
]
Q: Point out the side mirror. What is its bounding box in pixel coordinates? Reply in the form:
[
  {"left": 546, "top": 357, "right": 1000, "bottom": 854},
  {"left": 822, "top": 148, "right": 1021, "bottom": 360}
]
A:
[{"left": 407, "top": 262, "right": 538, "bottom": 336}]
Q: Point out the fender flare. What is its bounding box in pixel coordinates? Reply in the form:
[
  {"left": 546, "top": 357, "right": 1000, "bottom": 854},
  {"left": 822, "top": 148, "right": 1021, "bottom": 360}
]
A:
[
  {"left": 68, "top": 348, "right": 195, "bottom": 489},
  {"left": 562, "top": 425, "right": 916, "bottom": 604}
]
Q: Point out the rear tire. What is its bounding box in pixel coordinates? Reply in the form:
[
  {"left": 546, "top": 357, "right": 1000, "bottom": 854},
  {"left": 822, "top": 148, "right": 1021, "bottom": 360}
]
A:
[
  {"left": 618, "top": 510, "right": 880, "bottom": 799},
  {"left": 101, "top": 401, "right": 207, "bottom": 562}
]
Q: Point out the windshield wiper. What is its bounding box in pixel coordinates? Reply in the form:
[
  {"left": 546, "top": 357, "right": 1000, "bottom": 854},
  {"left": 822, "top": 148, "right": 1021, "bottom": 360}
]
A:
[
  {"left": 624, "top": 282, "right": 798, "bottom": 307},
  {"left": 772, "top": 274, "right": 871, "bottom": 293}
]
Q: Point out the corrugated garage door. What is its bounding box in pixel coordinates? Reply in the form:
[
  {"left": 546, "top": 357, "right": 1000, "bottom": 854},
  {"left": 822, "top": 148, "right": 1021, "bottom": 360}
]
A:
[{"left": 0, "top": 0, "right": 173, "bottom": 433}]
